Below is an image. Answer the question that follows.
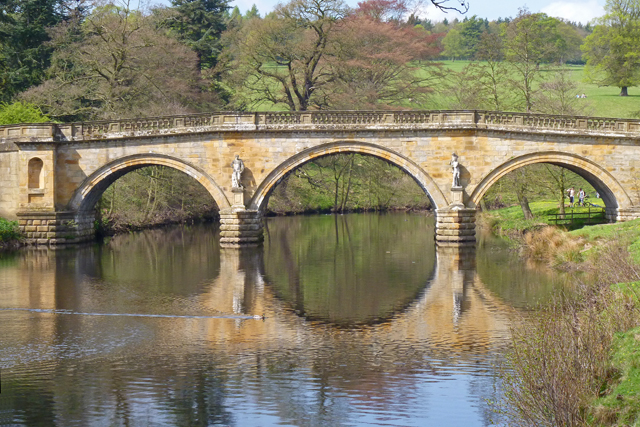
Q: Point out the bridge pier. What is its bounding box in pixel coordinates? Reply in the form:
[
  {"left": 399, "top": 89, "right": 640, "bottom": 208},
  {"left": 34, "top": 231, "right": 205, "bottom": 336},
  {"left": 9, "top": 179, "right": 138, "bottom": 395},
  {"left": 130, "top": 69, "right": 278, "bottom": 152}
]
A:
[
  {"left": 219, "top": 209, "right": 263, "bottom": 247},
  {"left": 611, "top": 207, "right": 640, "bottom": 222},
  {"left": 16, "top": 211, "right": 95, "bottom": 245},
  {"left": 435, "top": 208, "right": 476, "bottom": 246}
]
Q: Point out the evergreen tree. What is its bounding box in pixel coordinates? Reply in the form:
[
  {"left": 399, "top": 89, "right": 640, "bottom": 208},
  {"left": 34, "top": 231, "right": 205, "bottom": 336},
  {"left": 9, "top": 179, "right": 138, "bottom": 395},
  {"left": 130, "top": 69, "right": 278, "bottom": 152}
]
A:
[
  {"left": 0, "top": 0, "right": 64, "bottom": 102},
  {"left": 169, "top": 0, "right": 231, "bottom": 69},
  {"left": 245, "top": 4, "right": 260, "bottom": 19}
]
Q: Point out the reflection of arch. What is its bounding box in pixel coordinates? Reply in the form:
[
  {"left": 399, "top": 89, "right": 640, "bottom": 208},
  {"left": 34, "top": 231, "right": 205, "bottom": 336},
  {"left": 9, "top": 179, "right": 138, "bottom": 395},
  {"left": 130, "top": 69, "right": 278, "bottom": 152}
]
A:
[
  {"left": 470, "top": 151, "right": 632, "bottom": 210},
  {"left": 68, "top": 154, "right": 230, "bottom": 212},
  {"left": 28, "top": 157, "right": 44, "bottom": 189},
  {"left": 248, "top": 141, "right": 447, "bottom": 211}
]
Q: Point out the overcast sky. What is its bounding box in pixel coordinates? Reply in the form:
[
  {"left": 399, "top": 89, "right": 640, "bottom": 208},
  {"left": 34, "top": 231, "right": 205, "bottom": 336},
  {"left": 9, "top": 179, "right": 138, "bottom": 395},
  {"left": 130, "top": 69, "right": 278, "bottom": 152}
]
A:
[{"left": 152, "top": 0, "right": 606, "bottom": 24}]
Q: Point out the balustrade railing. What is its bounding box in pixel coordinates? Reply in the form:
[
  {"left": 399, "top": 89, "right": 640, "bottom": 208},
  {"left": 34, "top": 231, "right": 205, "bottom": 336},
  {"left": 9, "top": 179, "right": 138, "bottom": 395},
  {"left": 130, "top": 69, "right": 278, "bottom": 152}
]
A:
[{"left": 2, "top": 110, "right": 640, "bottom": 143}]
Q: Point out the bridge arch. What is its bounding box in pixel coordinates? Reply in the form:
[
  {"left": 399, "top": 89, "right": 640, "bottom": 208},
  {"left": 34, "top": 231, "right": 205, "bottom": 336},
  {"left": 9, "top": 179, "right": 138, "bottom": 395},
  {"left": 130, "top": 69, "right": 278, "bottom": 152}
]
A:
[
  {"left": 248, "top": 141, "right": 448, "bottom": 211},
  {"left": 68, "top": 153, "right": 230, "bottom": 213},
  {"left": 469, "top": 151, "right": 633, "bottom": 210}
]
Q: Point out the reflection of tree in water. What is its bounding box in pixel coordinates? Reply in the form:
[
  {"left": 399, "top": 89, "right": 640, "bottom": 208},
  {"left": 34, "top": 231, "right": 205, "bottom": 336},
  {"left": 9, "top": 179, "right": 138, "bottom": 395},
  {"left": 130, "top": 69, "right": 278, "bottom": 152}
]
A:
[
  {"left": 98, "top": 224, "right": 222, "bottom": 295},
  {"left": 263, "top": 213, "right": 436, "bottom": 326},
  {"left": 163, "top": 365, "right": 233, "bottom": 426},
  {"left": 0, "top": 380, "right": 56, "bottom": 425},
  {"left": 475, "top": 232, "right": 569, "bottom": 308}
]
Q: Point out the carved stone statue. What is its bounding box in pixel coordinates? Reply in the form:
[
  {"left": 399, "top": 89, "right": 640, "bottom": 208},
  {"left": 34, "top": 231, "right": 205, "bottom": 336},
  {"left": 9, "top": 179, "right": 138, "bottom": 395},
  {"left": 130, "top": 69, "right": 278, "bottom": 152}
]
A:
[
  {"left": 450, "top": 153, "right": 461, "bottom": 188},
  {"left": 231, "top": 155, "right": 245, "bottom": 189}
]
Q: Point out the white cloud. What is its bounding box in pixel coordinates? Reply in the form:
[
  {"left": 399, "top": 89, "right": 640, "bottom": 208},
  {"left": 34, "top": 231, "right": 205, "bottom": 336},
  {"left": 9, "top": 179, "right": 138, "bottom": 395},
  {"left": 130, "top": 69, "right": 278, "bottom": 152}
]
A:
[
  {"left": 415, "top": 3, "right": 452, "bottom": 22},
  {"left": 541, "top": 0, "right": 605, "bottom": 23}
]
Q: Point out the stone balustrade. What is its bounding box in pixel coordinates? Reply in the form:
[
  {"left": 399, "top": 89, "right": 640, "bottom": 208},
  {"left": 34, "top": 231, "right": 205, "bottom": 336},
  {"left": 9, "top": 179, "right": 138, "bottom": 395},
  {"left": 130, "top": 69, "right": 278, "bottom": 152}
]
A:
[{"left": 2, "top": 110, "right": 640, "bottom": 146}]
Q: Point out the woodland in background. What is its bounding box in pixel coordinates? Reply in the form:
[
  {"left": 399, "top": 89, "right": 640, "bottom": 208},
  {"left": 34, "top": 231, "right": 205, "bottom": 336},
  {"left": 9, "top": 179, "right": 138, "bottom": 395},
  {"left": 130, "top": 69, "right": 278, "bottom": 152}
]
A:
[
  {"left": 266, "top": 154, "right": 432, "bottom": 214},
  {"left": 96, "top": 166, "right": 218, "bottom": 234}
]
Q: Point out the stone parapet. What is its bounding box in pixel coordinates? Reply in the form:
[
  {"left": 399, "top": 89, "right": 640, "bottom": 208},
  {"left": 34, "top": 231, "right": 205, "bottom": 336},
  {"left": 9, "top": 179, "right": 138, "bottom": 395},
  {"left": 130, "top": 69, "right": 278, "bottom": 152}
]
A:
[
  {"left": 17, "top": 211, "right": 95, "bottom": 245},
  {"left": 219, "top": 209, "right": 263, "bottom": 247},
  {"left": 435, "top": 208, "right": 476, "bottom": 244},
  {"left": 3, "top": 110, "right": 640, "bottom": 145}
]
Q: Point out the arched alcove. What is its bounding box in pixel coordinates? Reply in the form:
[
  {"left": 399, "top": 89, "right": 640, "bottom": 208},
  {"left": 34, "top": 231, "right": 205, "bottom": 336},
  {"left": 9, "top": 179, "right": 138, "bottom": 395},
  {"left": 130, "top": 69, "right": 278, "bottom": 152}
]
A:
[{"left": 28, "top": 157, "right": 44, "bottom": 189}]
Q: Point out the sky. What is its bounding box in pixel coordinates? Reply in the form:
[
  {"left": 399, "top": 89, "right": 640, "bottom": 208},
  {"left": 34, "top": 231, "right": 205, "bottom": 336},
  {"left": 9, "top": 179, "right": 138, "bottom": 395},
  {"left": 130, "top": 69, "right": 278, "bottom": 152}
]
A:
[{"left": 154, "top": 0, "right": 606, "bottom": 24}]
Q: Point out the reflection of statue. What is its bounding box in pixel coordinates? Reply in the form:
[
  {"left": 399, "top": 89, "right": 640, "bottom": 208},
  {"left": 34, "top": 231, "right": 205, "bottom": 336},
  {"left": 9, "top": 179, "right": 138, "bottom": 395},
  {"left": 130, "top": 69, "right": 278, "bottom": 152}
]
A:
[
  {"left": 450, "top": 153, "right": 461, "bottom": 187},
  {"left": 231, "top": 155, "right": 245, "bottom": 189}
]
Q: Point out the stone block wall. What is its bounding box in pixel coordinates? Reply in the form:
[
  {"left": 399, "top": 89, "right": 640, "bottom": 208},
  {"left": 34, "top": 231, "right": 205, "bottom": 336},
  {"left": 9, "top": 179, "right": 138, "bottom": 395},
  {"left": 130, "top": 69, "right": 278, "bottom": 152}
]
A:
[
  {"left": 614, "top": 207, "right": 640, "bottom": 222},
  {"left": 17, "top": 211, "right": 95, "bottom": 245},
  {"left": 219, "top": 209, "right": 263, "bottom": 247},
  {"left": 435, "top": 208, "right": 476, "bottom": 244}
]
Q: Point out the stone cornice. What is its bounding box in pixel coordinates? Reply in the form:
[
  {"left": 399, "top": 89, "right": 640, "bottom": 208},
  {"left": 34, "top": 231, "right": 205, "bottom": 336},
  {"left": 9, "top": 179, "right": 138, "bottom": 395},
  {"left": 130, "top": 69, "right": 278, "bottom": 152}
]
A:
[{"left": 2, "top": 110, "right": 640, "bottom": 144}]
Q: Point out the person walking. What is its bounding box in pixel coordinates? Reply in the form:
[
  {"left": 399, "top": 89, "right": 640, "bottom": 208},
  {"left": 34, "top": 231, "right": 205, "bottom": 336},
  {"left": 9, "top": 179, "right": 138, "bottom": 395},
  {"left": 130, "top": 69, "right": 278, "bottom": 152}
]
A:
[
  {"left": 578, "top": 188, "right": 585, "bottom": 206},
  {"left": 568, "top": 187, "right": 575, "bottom": 207}
]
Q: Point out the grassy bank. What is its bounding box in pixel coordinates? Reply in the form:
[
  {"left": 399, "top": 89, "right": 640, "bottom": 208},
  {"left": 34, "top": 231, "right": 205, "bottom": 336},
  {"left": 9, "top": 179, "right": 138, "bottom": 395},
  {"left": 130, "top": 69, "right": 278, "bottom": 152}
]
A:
[
  {"left": 479, "top": 199, "right": 605, "bottom": 236},
  {"left": 486, "top": 203, "right": 640, "bottom": 426}
]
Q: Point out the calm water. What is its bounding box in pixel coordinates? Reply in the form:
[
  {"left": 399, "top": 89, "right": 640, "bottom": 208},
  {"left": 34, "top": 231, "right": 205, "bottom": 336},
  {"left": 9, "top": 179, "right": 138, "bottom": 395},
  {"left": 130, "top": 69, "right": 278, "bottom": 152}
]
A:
[{"left": 0, "top": 213, "right": 567, "bottom": 426}]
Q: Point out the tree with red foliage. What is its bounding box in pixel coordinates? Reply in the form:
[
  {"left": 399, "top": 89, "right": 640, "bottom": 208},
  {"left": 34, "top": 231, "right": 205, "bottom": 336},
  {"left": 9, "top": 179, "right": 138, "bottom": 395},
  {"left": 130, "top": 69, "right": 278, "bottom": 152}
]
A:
[
  {"left": 218, "top": 0, "right": 443, "bottom": 110},
  {"left": 326, "top": 15, "right": 441, "bottom": 109},
  {"left": 354, "top": 0, "right": 409, "bottom": 23}
]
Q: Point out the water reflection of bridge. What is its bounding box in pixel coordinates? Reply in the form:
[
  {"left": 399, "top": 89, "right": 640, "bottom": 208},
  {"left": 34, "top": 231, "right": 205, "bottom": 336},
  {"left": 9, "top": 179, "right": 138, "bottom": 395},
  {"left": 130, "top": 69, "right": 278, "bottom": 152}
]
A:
[
  {"left": 1, "top": 237, "right": 527, "bottom": 425},
  {"left": 2, "top": 243, "right": 515, "bottom": 359}
]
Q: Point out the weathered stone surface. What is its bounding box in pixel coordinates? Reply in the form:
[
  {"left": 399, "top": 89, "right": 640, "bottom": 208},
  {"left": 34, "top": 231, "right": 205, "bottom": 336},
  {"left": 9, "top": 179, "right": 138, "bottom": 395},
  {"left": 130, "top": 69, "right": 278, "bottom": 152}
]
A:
[{"left": 3, "top": 110, "right": 640, "bottom": 245}]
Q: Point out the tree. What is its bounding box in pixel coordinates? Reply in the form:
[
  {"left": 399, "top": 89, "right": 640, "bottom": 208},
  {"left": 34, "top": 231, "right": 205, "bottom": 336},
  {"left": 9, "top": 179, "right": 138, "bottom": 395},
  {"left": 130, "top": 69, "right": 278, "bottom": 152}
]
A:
[
  {"left": 0, "top": 101, "right": 51, "bottom": 124},
  {"left": 218, "top": 0, "right": 440, "bottom": 110},
  {"left": 165, "top": 0, "right": 230, "bottom": 70},
  {"left": 458, "top": 15, "right": 485, "bottom": 57},
  {"left": 582, "top": 0, "right": 640, "bottom": 96},
  {"left": 245, "top": 4, "right": 260, "bottom": 19},
  {"left": 441, "top": 28, "right": 467, "bottom": 60},
  {"left": 21, "top": 1, "right": 212, "bottom": 121},
  {"left": 474, "top": 31, "right": 513, "bottom": 110},
  {"left": 533, "top": 66, "right": 591, "bottom": 116},
  {"left": 502, "top": 10, "right": 565, "bottom": 112},
  {"left": 0, "top": 0, "right": 64, "bottom": 102},
  {"left": 218, "top": 0, "right": 348, "bottom": 111},
  {"left": 325, "top": 16, "right": 441, "bottom": 109},
  {"left": 354, "top": 0, "right": 409, "bottom": 23}
]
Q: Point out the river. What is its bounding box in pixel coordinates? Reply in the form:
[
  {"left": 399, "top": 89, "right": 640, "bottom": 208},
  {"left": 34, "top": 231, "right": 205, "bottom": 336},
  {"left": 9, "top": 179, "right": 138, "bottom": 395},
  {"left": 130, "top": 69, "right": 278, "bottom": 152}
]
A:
[{"left": 0, "top": 213, "right": 568, "bottom": 426}]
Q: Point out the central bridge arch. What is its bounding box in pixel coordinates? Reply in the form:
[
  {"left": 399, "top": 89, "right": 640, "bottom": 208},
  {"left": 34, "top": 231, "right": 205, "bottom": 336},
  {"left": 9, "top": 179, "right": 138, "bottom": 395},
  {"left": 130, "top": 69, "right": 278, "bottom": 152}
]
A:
[
  {"left": 469, "top": 151, "right": 633, "bottom": 212},
  {"left": 248, "top": 141, "right": 448, "bottom": 211},
  {"left": 68, "top": 153, "right": 230, "bottom": 213}
]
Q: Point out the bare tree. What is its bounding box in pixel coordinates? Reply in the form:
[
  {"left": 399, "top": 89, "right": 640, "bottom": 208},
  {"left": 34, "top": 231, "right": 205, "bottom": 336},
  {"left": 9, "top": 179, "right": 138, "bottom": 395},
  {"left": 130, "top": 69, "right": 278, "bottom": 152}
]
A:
[{"left": 21, "top": 0, "right": 213, "bottom": 120}]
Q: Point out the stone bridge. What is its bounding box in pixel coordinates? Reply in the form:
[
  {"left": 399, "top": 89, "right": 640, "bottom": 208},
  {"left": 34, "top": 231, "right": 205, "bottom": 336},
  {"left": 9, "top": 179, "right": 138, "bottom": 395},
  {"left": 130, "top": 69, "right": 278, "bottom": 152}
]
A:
[{"left": 1, "top": 110, "right": 640, "bottom": 246}]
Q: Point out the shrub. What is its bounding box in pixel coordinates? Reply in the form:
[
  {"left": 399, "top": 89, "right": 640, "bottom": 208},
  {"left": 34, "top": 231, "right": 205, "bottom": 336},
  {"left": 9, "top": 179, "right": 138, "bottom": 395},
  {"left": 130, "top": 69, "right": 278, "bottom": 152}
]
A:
[
  {"left": 0, "top": 101, "right": 51, "bottom": 125},
  {"left": 497, "top": 240, "right": 640, "bottom": 427},
  {"left": 0, "top": 218, "right": 21, "bottom": 242}
]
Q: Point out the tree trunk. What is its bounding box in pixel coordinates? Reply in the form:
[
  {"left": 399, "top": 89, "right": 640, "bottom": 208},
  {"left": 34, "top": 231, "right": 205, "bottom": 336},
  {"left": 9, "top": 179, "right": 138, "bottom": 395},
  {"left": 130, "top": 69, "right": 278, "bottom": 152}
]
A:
[
  {"left": 620, "top": 86, "right": 628, "bottom": 96},
  {"left": 515, "top": 187, "right": 534, "bottom": 220},
  {"left": 340, "top": 157, "right": 354, "bottom": 213},
  {"left": 519, "top": 195, "right": 534, "bottom": 220}
]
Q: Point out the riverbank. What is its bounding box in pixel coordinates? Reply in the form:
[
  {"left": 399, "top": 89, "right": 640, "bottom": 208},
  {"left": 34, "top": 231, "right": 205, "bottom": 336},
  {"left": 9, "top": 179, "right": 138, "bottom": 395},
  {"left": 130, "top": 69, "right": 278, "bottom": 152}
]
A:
[
  {"left": 0, "top": 217, "right": 22, "bottom": 250},
  {"left": 484, "top": 204, "right": 640, "bottom": 426}
]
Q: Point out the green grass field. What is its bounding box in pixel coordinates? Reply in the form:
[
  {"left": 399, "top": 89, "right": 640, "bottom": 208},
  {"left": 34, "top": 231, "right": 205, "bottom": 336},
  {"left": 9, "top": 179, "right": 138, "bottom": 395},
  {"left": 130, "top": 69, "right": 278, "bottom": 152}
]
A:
[
  {"left": 248, "top": 61, "right": 639, "bottom": 119},
  {"left": 436, "top": 61, "right": 639, "bottom": 118}
]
